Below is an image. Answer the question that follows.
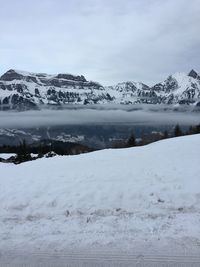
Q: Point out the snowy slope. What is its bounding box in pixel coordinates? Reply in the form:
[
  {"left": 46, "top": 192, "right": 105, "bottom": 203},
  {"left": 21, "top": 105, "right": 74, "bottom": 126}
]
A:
[
  {"left": 0, "top": 134, "right": 200, "bottom": 252},
  {"left": 106, "top": 81, "right": 152, "bottom": 104}
]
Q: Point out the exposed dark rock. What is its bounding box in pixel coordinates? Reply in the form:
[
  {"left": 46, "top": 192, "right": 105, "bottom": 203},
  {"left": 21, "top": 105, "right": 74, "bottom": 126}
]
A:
[
  {"left": 188, "top": 69, "right": 198, "bottom": 79},
  {"left": 56, "top": 73, "right": 87, "bottom": 82},
  {"left": 0, "top": 69, "right": 24, "bottom": 81},
  {"left": 0, "top": 69, "right": 200, "bottom": 109}
]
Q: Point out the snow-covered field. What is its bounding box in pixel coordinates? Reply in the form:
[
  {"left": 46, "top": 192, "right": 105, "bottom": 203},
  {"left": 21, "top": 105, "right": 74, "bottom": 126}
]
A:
[{"left": 0, "top": 135, "right": 200, "bottom": 256}]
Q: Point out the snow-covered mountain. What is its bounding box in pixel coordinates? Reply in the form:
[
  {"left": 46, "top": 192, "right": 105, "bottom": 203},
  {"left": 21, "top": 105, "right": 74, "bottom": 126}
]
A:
[
  {"left": 151, "top": 70, "right": 200, "bottom": 105},
  {"left": 107, "top": 69, "right": 200, "bottom": 105},
  {"left": 0, "top": 68, "right": 200, "bottom": 109},
  {"left": 0, "top": 69, "right": 113, "bottom": 109},
  {"left": 106, "top": 81, "right": 153, "bottom": 104}
]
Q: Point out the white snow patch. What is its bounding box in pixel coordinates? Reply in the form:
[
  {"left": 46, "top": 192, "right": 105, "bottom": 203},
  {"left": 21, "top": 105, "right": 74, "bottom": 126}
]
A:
[
  {"left": 0, "top": 135, "right": 200, "bottom": 252},
  {"left": 0, "top": 153, "right": 15, "bottom": 159}
]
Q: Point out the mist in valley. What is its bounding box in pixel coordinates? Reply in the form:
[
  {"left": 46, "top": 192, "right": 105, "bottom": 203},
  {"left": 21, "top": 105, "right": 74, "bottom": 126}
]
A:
[{"left": 0, "top": 105, "right": 200, "bottom": 129}]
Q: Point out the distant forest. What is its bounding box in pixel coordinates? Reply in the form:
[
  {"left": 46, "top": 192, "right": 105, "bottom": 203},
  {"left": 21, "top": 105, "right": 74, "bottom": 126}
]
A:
[
  {"left": 112, "top": 123, "right": 200, "bottom": 148},
  {"left": 0, "top": 123, "right": 200, "bottom": 164}
]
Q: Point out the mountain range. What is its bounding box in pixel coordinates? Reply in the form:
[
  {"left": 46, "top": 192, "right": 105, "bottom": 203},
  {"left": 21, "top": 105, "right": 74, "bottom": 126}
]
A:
[{"left": 0, "top": 68, "right": 200, "bottom": 109}]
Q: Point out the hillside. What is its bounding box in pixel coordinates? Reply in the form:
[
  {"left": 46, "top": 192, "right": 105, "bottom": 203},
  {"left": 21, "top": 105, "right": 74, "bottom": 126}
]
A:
[{"left": 0, "top": 134, "right": 200, "bottom": 253}]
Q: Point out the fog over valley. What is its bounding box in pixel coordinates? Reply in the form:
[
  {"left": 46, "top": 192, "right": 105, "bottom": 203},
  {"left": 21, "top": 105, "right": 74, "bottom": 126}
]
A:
[{"left": 0, "top": 105, "right": 200, "bottom": 128}]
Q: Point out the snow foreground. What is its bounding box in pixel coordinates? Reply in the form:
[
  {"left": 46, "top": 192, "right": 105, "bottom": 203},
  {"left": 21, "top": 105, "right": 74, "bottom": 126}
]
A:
[{"left": 0, "top": 135, "right": 200, "bottom": 254}]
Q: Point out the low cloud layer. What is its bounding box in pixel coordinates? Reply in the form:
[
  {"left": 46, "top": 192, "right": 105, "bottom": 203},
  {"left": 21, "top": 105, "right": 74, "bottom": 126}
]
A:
[
  {"left": 0, "top": 107, "right": 200, "bottom": 128},
  {"left": 0, "top": 0, "right": 200, "bottom": 85}
]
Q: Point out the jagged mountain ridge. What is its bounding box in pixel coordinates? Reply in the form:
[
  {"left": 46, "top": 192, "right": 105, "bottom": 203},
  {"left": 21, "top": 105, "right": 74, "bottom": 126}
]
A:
[
  {"left": 0, "top": 69, "right": 112, "bottom": 108},
  {"left": 0, "top": 68, "right": 200, "bottom": 109},
  {"left": 151, "top": 70, "right": 200, "bottom": 105}
]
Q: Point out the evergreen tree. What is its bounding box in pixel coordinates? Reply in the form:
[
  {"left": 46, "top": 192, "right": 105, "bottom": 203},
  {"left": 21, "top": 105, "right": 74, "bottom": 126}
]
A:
[
  {"left": 163, "top": 130, "right": 169, "bottom": 139},
  {"left": 127, "top": 134, "right": 136, "bottom": 147},
  {"left": 188, "top": 125, "right": 194, "bottom": 135},
  {"left": 17, "top": 139, "right": 31, "bottom": 162},
  {"left": 195, "top": 124, "right": 200, "bottom": 134},
  {"left": 174, "top": 124, "right": 182, "bottom": 137}
]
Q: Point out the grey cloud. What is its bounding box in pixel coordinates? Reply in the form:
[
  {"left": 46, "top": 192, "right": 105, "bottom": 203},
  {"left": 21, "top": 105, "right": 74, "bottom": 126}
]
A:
[{"left": 0, "top": 0, "right": 199, "bottom": 85}]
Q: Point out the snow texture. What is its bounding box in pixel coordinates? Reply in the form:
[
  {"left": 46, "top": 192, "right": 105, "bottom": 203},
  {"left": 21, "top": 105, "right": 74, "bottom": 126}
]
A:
[{"left": 0, "top": 135, "right": 200, "bottom": 252}]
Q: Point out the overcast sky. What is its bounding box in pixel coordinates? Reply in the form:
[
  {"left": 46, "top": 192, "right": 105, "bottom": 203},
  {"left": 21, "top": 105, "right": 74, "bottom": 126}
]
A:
[{"left": 0, "top": 0, "right": 199, "bottom": 86}]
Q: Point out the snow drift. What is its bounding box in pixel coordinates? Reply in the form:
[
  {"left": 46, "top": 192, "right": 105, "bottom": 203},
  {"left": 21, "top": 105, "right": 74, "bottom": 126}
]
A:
[{"left": 0, "top": 134, "right": 200, "bottom": 252}]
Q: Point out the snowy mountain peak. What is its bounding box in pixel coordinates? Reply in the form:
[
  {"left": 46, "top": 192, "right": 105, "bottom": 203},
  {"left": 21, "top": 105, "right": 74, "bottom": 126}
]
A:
[
  {"left": 109, "top": 81, "right": 149, "bottom": 91},
  {"left": 0, "top": 69, "right": 55, "bottom": 82},
  {"left": 0, "top": 69, "right": 108, "bottom": 109},
  {"left": 188, "top": 69, "right": 198, "bottom": 79},
  {"left": 0, "top": 69, "right": 90, "bottom": 83},
  {"left": 0, "top": 69, "right": 200, "bottom": 109},
  {"left": 151, "top": 71, "right": 200, "bottom": 105},
  {"left": 0, "top": 69, "right": 27, "bottom": 81}
]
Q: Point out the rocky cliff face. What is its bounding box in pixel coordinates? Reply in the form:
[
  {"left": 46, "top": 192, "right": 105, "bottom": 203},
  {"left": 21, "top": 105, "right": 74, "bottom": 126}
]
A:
[
  {"left": 0, "top": 69, "right": 200, "bottom": 109},
  {"left": 0, "top": 69, "right": 112, "bottom": 109}
]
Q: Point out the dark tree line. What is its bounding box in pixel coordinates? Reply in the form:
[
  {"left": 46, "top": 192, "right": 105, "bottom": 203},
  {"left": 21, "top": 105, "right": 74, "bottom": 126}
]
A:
[
  {"left": 174, "top": 125, "right": 182, "bottom": 137},
  {"left": 113, "top": 123, "right": 200, "bottom": 149},
  {"left": 1, "top": 123, "right": 200, "bottom": 163},
  {"left": 0, "top": 140, "right": 94, "bottom": 164}
]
